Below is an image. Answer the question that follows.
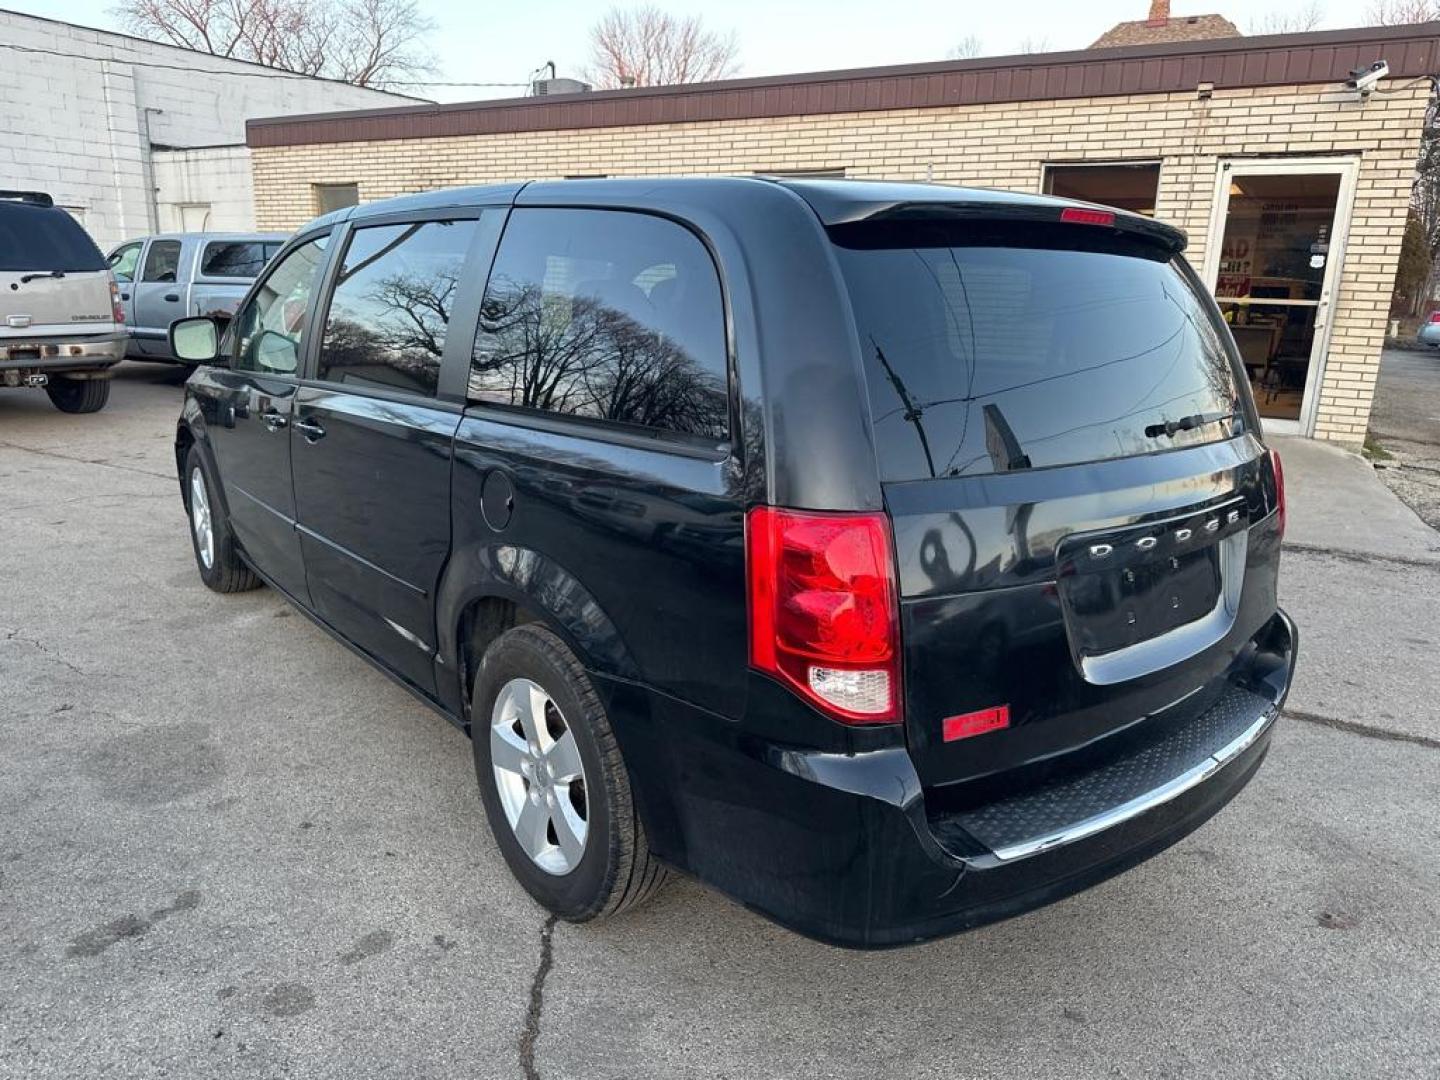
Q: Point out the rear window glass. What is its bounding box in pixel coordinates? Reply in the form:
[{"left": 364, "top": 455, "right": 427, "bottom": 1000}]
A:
[
  {"left": 833, "top": 222, "right": 1244, "bottom": 481},
  {"left": 201, "top": 241, "right": 282, "bottom": 278},
  {"left": 0, "top": 203, "right": 105, "bottom": 273}
]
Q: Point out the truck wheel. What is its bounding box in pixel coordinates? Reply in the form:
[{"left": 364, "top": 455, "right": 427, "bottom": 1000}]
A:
[
  {"left": 184, "top": 444, "right": 260, "bottom": 593},
  {"left": 472, "top": 624, "right": 669, "bottom": 922},
  {"left": 45, "top": 376, "right": 110, "bottom": 413}
]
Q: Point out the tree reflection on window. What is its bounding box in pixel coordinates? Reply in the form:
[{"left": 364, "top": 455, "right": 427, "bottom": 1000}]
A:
[
  {"left": 469, "top": 209, "right": 729, "bottom": 442},
  {"left": 318, "top": 220, "right": 476, "bottom": 396}
]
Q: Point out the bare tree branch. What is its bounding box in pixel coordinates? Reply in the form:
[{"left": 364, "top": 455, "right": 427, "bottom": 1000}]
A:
[
  {"left": 583, "top": 5, "right": 739, "bottom": 89},
  {"left": 113, "top": 0, "right": 435, "bottom": 87},
  {"left": 1368, "top": 0, "right": 1440, "bottom": 23},
  {"left": 1248, "top": 1, "right": 1326, "bottom": 34},
  {"left": 947, "top": 35, "right": 983, "bottom": 60}
]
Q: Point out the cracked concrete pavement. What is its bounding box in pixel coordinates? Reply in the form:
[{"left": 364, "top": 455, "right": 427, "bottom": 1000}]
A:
[{"left": 2, "top": 364, "right": 1438, "bottom": 1079}]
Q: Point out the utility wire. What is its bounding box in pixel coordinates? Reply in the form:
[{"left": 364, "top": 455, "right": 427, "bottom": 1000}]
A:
[{"left": 0, "top": 40, "right": 529, "bottom": 90}]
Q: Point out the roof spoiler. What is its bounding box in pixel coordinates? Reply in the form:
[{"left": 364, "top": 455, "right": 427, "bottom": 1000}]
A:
[
  {"left": 0, "top": 190, "right": 56, "bottom": 207},
  {"left": 836, "top": 200, "right": 1187, "bottom": 254}
]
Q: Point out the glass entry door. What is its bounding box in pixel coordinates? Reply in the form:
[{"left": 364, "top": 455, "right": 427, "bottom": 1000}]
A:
[{"left": 1203, "top": 159, "right": 1357, "bottom": 434}]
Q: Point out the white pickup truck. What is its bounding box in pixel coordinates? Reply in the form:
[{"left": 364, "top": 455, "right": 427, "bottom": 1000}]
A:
[
  {"left": 0, "top": 191, "right": 126, "bottom": 413},
  {"left": 107, "top": 232, "right": 285, "bottom": 362}
]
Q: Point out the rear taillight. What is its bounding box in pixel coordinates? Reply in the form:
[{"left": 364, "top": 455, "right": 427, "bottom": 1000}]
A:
[
  {"left": 1270, "top": 448, "right": 1286, "bottom": 539},
  {"left": 1429, "top": 312, "right": 1440, "bottom": 324},
  {"left": 746, "top": 506, "right": 901, "bottom": 724},
  {"left": 110, "top": 280, "right": 124, "bottom": 324}
]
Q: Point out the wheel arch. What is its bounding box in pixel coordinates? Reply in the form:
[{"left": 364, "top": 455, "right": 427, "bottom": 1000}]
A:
[{"left": 438, "top": 545, "right": 640, "bottom": 730}]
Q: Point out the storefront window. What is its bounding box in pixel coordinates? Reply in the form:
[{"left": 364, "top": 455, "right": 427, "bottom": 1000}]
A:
[{"left": 1043, "top": 162, "right": 1160, "bottom": 216}]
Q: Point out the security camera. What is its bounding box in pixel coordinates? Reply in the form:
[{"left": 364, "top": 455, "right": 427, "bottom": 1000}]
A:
[{"left": 1345, "top": 60, "right": 1389, "bottom": 98}]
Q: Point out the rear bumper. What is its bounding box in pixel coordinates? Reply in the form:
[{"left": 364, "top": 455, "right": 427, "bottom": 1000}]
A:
[
  {"left": 0, "top": 333, "right": 126, "bottom": 371},
  {"left": 602, "top": 609, "right": 1296, "bottom": 949}
]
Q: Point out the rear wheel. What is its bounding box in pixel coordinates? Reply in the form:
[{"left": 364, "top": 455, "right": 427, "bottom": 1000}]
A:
[
  {"left": 184, "top": 444, "right": 260, "bottom": 593},
  {"left": 472, "top": 624, "right": 668, "bottom": 921},
  {"left": 45, "top": 375, "right": 110, "bottom": 413}
]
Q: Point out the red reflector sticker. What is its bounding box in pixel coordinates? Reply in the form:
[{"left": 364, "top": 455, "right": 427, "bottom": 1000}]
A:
[
  {"left": 1059, "top": 207, "right": 1116, "bottom": 226},
  {"left": 942, "top": 705, "right": 1011, "bottom": 742}
]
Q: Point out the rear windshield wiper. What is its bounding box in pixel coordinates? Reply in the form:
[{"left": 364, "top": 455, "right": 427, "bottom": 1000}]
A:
[
  {"left": 18, "top": 270, "right": 66, "bottom": 284},
  {"left": 1144, "top": 411, "right": 1239, "bottom": 439}
]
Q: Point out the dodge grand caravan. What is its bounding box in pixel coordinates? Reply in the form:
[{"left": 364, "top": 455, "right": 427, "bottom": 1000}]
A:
[{"left": 169, "top": 178, "right": 1296, "bottom": 947}]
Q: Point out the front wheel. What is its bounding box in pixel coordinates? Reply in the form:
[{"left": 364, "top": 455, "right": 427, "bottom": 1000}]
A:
[
  {"left": 184, "top": 444, "right": 260, "bottom": 593},
  {"left": 472, "top": 624, "right": 668, "bottom": 922},
  {"left": 45, "top": 375, "right": 110, "bottom": 413}
]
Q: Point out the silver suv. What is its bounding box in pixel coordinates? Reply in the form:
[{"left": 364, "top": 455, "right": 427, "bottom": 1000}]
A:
[{"left": 0, "top": 191, "right": 125, "bottom": 413}]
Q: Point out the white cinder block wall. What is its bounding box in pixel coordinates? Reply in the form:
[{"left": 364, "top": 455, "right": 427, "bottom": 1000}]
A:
[
  {"left": 151, "top": 147, "right": 259, "bottom": 233},
  {"left": 0, "top": 10, "right": 415, "bottom": 249}
]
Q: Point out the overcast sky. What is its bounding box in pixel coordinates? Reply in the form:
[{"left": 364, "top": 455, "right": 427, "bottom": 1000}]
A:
[{"left": 9, "top": 0, "right": 1384, "bottom": 102}]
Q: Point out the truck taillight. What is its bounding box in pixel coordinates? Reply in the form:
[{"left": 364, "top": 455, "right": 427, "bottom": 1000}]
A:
[
  {"left": 746, "top": 506, "right": 901, "bottom": 723},
  {"left": 110, "top": 280, "right": 125, "bottom": 324},
  {"left": 1270, "top": 448, "right": 1286, "bottom": 539}
]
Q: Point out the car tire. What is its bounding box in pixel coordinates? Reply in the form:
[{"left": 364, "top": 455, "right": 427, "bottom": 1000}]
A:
[
  {"left": 472, "top": 624, "right": 669, "bottom": 922},
  {"left": 45, "top": 375, "right": 110, "bottom": 413},
  {"left": 184, "top": 444, "right": 261, "bottom": 594}
]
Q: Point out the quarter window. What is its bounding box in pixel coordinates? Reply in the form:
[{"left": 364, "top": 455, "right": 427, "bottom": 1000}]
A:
[
  {"left": 229, "top": 236, "right": 330, "bottom": 376},
  {"left": 141, "top": 240, "right": 183, "bottom": 283},
  {"left": 470, "top": 208, "right": 728, "bottom": 441},
  {"left": 316, "top": 219, "right": 478, "bottom": 397},
  {"left": 108, "top": 242, "right": 142, "bottom": 284},
  {"left": 201, "top": 241, "right": 282, "bottom": 279}
]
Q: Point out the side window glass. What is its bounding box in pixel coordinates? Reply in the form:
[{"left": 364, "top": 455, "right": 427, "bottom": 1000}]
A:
[
  {"left": 201, "top": 241, "right": 272, "bottom": 279},
  {"left": 470, "top": 208, "right": 729, "bottom": 441},
  {"left": 141, "top": 240, "right": 182, "bottom": 283},
  {"left": 229, "top": 236, "right": 330, "bottom": 376},
  {"left": 315, "top": 218, "right": 476, "bottom": 397},
  {"left": 108, "top": 243, "right": 141, "bottom": 283}
]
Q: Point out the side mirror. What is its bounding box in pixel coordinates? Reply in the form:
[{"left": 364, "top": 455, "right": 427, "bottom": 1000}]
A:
[
  {"left": 170, "top": 316, "right": 220, "bottom": 364},
  {"left": 253, "top": 329, "right": 299, "bottom": 375}
]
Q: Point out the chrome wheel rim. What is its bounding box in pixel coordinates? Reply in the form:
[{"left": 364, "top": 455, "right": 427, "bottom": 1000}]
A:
[
  {"left": 490, "top": 677, "right": 589, "bottom": 876},
  {"left": 189, "top": 467, "right": 214, "bottom": 570}
]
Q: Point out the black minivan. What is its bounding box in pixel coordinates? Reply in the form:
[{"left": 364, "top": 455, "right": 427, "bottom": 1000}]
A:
[{"left": 170, "top": 178, "right": 1296, "bottom": 947}]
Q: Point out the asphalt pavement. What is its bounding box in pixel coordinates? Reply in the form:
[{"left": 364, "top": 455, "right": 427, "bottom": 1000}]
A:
[{"left": 1, "top": 364, "right": 1437, "bottom": 1079}]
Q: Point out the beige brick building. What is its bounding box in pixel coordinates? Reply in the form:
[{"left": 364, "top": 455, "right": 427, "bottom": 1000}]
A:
[{"left": 247, "top": 24, "right": 1440, "bottom": 445}]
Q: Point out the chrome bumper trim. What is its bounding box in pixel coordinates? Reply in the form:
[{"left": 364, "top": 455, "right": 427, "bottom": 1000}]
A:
[{"left": 989, "top": 707, "right": 1277, "bottom": 863}]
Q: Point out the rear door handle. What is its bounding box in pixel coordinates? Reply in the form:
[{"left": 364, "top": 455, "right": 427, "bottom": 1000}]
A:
[
  {"left": 261, "top": 409, "right": 288, "bottom": 432},
  {"left": 295, "top": 417, "right": 326, "bottom": 442},
  {"left": 120, "top": 292, "right": 130, "bottom": 301},
  {"left": 163, "top": 293, "right": 180, "bottom": 302}
]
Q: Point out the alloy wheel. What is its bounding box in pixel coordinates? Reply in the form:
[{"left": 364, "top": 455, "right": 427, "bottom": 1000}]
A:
[
  {"left": 489, "top": 677, "right": 589, "bottom": 875},
  {"left": 190, "top": 467, "right": 214, "bottom": 570}
]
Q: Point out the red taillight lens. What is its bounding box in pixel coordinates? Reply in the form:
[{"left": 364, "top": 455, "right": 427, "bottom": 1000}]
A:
[
  {"left": 1060, "top": 207, "right": 1116, "bottom": 226},
  {"left": 109, "top": 280, "right": 125, "bottom": 324},
  {"left": 1270, "top": 447, "right": 1286, "bottom": 539},
  {"left": 1429, "top": 312, "right": 1440, "bottom": 324},
  {"left": 747, "top": 506, "right": 900, "bottom": 723}
]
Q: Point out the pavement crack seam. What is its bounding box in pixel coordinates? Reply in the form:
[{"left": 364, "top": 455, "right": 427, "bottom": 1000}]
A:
[
  {"left": 1282, "top": 541, "right": 1440, "bottom": 572},
  {"left": 3, "top": 628, "right": 90, "bottom": 677},
  {"left": 1284, "top": 708, "right": 1440, "bottom": 751},
  {"left": 518, "top": 915, "right": 557, "bottom": 1080},
  {"left": 0, "top": 438, "right": 173, "bottom": 482}
]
